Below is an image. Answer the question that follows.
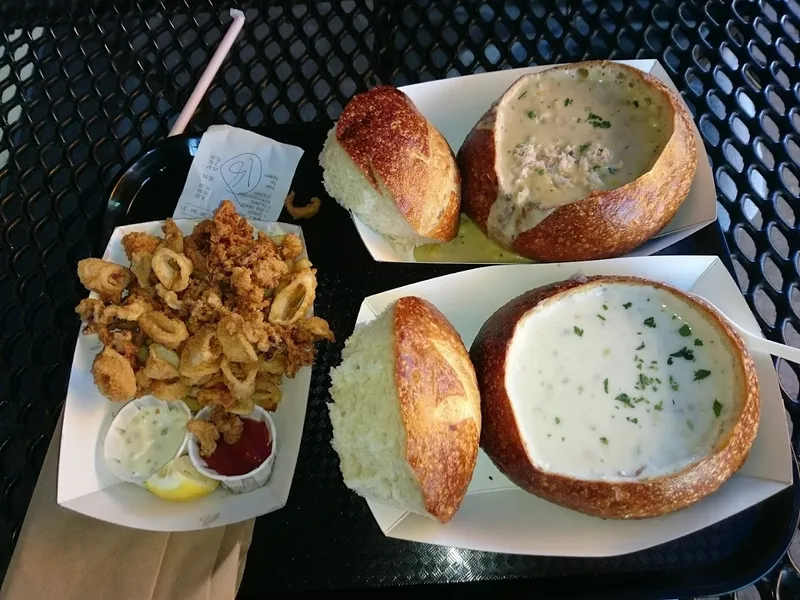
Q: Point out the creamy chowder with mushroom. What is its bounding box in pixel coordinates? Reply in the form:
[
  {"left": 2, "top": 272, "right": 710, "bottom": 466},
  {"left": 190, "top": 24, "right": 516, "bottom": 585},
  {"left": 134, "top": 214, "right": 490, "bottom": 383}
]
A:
[
  {"left": 489, "top": 66, "right": 674, "bottom": 247},
  {"left": 505, "top": 282, "right": 740, "bottom": 482}
]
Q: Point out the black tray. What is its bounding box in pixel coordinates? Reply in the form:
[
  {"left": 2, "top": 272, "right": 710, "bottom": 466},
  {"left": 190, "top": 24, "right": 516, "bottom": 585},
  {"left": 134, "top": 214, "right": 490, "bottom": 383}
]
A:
[{"left": 101, "top": 122, "right": 800, "bottom": 599}]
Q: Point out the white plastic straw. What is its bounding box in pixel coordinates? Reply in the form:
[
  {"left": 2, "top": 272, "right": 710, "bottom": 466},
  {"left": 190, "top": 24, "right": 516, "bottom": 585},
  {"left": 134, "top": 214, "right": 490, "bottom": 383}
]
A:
[{"left": 169, "top": 9, "right": 247, "bottom": 137}]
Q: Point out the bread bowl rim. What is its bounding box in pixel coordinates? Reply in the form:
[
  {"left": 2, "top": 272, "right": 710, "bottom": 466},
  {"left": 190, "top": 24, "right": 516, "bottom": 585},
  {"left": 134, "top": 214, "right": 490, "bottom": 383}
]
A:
[{"left": 470, "top": 274, "right": 761, "bottom": 519}]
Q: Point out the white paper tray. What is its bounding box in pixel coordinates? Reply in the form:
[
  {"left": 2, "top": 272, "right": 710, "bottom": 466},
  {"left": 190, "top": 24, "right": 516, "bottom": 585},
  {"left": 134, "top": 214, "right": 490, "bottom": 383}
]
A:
[
  {"left": 58, "top": 220, "right": 311, "bottom": 531},
  {"left": 351, "top": 256, "right": 792, "bottom": 556},
  {"left": 349, "top": 59, "right": 717, "bottom": 264}
]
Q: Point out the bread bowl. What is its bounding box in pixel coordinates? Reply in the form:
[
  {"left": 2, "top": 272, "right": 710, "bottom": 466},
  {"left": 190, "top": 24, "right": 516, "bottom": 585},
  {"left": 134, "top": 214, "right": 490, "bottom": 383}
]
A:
[
  {"left": 458, "top": 61, "right": 697, "bottom": 262},
  {"left": 328, "top": 296, "right": 481, "bottom": 523},
  {"left": 319, "top": 86, "right": 461, "bottom": 250},
  {"left": 470, "top": 275, "right": 759, "bottom": 519}
]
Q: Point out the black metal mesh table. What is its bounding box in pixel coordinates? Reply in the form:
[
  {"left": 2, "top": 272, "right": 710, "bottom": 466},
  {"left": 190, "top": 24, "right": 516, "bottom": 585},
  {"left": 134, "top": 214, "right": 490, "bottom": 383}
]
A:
[{"left": 2, "top": 1, "right": 800, "bottom": 598}]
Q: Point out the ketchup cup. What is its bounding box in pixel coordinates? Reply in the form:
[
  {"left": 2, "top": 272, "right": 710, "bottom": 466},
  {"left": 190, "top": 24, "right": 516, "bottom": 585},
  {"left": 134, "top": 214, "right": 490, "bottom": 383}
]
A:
[{"left": 187, "top": 406, "right": 277, "bottom": 493}]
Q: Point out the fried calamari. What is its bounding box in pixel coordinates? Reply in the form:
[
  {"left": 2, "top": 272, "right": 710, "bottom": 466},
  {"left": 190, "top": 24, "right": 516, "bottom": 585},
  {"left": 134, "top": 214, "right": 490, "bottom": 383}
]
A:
[{"left": 74, "top": 200, "right": 333, "bottom": 413}]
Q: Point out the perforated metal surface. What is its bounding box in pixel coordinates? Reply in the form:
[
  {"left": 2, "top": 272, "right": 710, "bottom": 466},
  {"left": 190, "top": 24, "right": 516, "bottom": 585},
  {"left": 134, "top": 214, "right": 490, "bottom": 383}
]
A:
[{"left": 1, "top": 1, "right": 800, "bottom": 598}]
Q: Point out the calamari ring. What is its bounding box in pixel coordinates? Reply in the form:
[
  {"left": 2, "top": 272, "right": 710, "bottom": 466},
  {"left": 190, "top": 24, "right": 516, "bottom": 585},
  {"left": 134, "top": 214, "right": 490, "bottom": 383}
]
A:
[
  {"left": 77, "top": 258, "right": 132, "bottom": 302},
  {"left": 179, "top": 326, "right": 223, "bottom": 379},
  {"left": 91, "top": 346, "right": 137, "bottom": 402},
  {"left": 284, "top": 191, "right": 321, "bottom": 220},
  {"left": 220, "top": 357, "right": 258, "bottom": 401},
  {"left": 268, "top": 268, "right": 316, "bottom": 326},
  {"left": 155, "top": 283, "right": 184, "bottom": 312},
  {"left": 150, "top": 377, "right": 191, "bottom": 402},
  {"left": 139, "top": 310, "right": 189, "bottom": 349},
  {"left": 142, "top": 343, "right": 181, "bottom": 380},
  {"left": 254, "top": 374, "right": 282, "bottom": 412},
  {"left": 151, "top": 247, "right": 194, "bottom": 292},
  {"left": 217, "top": 314, "right": 258, "bottom": 363}
]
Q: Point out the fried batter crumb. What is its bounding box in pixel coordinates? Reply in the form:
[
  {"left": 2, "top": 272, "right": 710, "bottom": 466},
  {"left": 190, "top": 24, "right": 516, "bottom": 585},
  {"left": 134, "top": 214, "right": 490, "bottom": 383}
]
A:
[{"left": 187, "top": 419, "right": 220, "bottom": 457}]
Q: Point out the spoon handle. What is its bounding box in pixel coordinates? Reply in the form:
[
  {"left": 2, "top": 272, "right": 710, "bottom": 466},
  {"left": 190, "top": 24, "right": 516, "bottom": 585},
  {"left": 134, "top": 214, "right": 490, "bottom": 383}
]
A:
[{"left": 732, "top": 323, "right": 800, "bottom": 365}]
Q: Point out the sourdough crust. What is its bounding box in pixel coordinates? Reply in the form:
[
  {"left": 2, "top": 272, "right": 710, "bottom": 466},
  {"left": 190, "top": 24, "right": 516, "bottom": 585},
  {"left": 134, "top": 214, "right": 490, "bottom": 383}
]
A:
[
  {"left": 469, "top": 275, "right": 760, "bottom": 519},
  {"left": 393, "top": 296, "right": 482, "bottom": 523},
  {"left": 458, "top": 61, "right": 697, "bottom": 262},
  {"left": 335, "top": 86, "right": 461, "bottom": 243}
]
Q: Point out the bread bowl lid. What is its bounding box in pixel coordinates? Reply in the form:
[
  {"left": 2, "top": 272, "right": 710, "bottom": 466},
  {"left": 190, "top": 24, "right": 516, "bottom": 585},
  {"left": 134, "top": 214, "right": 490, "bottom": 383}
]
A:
[
  {"left": 347, "top": 59, "right": 717, "bottom": 264},
  {"left": 350, "top": 255, "right": 792, "bottom": 557}
]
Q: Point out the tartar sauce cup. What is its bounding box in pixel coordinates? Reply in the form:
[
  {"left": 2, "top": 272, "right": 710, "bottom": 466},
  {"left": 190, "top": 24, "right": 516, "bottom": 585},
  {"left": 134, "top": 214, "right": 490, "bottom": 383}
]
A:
[
  {"left": 103, "top": 396, "right": 191, "bottom": 485},
  {"left": 187, "top": 405, "right": 277, "bottom": 494}
]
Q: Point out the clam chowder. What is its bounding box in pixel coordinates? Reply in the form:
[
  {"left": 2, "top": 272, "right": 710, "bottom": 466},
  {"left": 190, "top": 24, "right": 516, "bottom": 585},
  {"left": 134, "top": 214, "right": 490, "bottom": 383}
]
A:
[
  {"left": 489, "top": 66, "right": 674, "bottom": 247},
  {"left": 505, "top": 282, "right": 740, "bottom": 482}
]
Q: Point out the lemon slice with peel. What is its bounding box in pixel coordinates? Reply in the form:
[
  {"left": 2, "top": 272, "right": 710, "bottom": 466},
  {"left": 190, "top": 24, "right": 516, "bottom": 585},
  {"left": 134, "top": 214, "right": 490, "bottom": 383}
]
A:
[{"left": 145, "top": 455, "right": 219, "bottom": 502}]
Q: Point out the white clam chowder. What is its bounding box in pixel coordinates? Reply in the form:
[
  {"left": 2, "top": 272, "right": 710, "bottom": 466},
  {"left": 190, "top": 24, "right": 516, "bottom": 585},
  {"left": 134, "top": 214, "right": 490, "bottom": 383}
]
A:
[{"left": 505, "top": 282, "right": 740, "bottom": 482}]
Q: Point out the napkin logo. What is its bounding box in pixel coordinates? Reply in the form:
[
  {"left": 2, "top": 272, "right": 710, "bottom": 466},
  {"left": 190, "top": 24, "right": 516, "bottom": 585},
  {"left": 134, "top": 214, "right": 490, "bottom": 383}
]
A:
[{"left": 220, "top": 152, "right": 263, "bottom": 205}]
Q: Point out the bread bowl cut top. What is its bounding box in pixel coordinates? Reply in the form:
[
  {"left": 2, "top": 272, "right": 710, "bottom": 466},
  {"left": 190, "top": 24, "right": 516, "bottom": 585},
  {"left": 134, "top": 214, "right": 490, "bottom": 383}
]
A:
[
  {"left": 320, "top": 86, "right": 461, "bottom": 249},
  {"left": 458, "top": 62, "right": 697, "bottom": 262},
  {"left": 470, "top": 276, "right": 760, "bottom": 519}
]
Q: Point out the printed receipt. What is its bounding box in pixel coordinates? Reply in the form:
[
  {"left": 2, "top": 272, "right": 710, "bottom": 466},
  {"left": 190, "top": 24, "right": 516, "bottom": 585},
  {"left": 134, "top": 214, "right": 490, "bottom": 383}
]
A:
[{"left": 174, "top": 125, "right": 304, "bottom": 222}]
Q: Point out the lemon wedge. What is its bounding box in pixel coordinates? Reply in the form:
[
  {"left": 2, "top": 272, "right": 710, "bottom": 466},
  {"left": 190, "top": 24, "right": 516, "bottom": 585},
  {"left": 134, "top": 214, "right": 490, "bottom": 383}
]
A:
[{"left": 144, "top": 455, "right": 219, "bottom": 502}]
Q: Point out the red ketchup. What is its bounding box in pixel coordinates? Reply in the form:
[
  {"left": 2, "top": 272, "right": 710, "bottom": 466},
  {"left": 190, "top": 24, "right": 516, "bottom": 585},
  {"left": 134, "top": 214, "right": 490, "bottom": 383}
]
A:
[{"left": 205, "top": 419, "right": 273, "bottom": 477}]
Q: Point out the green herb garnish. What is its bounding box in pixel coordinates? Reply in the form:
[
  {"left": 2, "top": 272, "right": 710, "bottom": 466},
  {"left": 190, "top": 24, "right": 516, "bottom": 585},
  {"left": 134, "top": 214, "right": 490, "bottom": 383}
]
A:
[
  {"left": 713, "top": 399, "right": 723, "bottom": 417},
  {"left": 669, "top": 347, "right": 695, "bottom": 361},
  {"left": 636, "top": 342, "right": 645, "bottom": 351},
  {"left": 579, "top": 143, "right": 590, "bottom": 154},
  {"left": 654, "top": 400, "right": 664, "bottom": 411},
  {"left": 633, "top": 100, "right": 640, "bottom": 107},
  {"left": 616, "top": 393, "right": 635, "bottom": 408},
  {"left": 574, "top": 326, "right": 584, "bottom": 337},
  {"left": 603, "top": 303, "right": 608, "bottom": 310},
  {"left": 604, "top": 378, "right": 609, "bottom": 394},
  {"left": 626, "top": 417, "right": 639, "bottom": 424},
  {"left": 694, "top": 369, "right": 711, "bottom": 381},
  {"left": 635, "top": 373, "right": 654, "bottom": 391},
  {"left": 600, "top": 437, "right": 609, "bottom": 445},
  {"left": 536, "top": 168, "right": 545, "bottom": 175},
  {"left": 586, "top": 112, "right": 612, "bottom": 128},
  {"left": 527, "top": 110, "right": 536, "bottom": 119},
  {"left": 679, "top": 324, "right": 692, "bottom": 337},
  {"left": 643, "top": 317, "right": 656, "bottom": 328},
  {"left": 686, "top": 419, "right": 695, "bottom": 431},
  {"left": 623, "top": 302, "right": 632, "bottom": 309},
  {"left": 669, "top": 375, "right": 679, "bottom": 391},
  {"left": 597, "top": 313, "right": 606, "bottom": 321},
  {"left": 555, "top": 417, "right": 561, "bottom": 424},
  {"left": 694, "top": 338, "right": 703, "bottom": 346},
  {"left": 564, "top": 98, "right": 573, "bottom": 106},
  {"left": 518, "top": 91, "right": 528, "bottom": 99},
  {"left": 607, "top": 166, "right": 619, "bottom": 175}
]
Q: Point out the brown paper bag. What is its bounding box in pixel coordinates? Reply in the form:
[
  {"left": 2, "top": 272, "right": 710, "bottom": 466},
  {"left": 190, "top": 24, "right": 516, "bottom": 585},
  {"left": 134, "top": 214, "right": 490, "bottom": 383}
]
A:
[{"left": 0, "top": 415, "right": 253, "bottom": 600}]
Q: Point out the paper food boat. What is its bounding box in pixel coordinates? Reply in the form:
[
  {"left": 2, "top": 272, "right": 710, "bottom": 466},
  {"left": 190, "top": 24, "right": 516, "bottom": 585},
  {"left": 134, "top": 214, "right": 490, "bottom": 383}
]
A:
[
  {"left": 352, "top": 256, "right": 792, "bottom": 556},
  {"left": 350, "top": 59, "right": 717, "bottom": 264},
  {"left": 58, "top": 220, "right": 310, "bottom": 531}
]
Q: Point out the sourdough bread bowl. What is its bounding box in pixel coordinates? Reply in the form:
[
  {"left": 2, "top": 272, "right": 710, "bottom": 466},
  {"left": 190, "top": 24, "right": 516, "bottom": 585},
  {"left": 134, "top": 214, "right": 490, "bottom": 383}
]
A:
[
  {"left": 320, "top": 86, "right": 461, "bottom": 250},
  {"left": 458, "top": 61, "right": 697, "bottom": 262},
  {"left": 328, "top": 296, "right": 481, "bottom": 523},
  {"left": 470, "top": 275, "right": 759, "bottom": 519}
]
